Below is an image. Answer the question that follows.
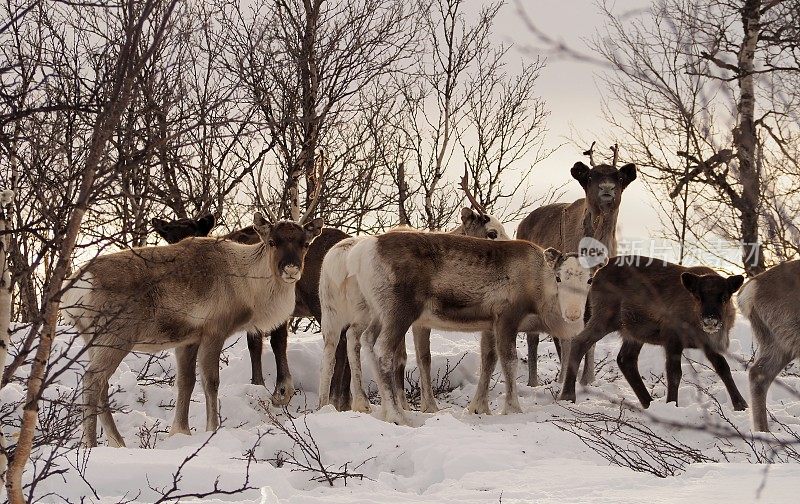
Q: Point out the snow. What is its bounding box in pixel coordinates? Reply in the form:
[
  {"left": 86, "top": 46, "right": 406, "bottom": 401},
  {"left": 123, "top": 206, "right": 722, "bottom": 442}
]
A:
[{"left": 5, "top": 316, "right": 800, "bottom": 503}]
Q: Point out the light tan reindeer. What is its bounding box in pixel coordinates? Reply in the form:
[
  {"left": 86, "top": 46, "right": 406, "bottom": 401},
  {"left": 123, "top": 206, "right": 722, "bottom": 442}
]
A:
[
  {"left": 62, "top": 201, "right": 323, "bottom": 447},
  {"left": 517, "top": 143, "right": 637, "bottom": 386},
  {"left": 738, "top": 260, "right": 800, "bottom": 432},
  {"left": 343, "top": 231, "right": 594, "bottom": 425},
  {"left": 318, "top": 167, "right": 510, "bottom": 414}
]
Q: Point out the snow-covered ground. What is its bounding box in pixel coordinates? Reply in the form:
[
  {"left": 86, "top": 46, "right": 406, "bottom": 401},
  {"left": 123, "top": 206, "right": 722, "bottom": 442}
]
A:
[{"left": 4, "top": 317, "right": 800, "bottom": 503}]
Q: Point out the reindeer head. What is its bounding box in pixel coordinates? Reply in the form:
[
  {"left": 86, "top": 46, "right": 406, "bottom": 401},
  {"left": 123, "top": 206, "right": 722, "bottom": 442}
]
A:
[
  {"left": 544, "top": 248, "right": 597, "bottom": 323},
  {"left": 253, "top": 213, "right": 323, "bottom": 284},
  {"left": 459, "top": 208, "right": 509, "bottom": 240},
  {"left": 151, "top": 214, "right": 216, "bottom": 244},
  {"left": 681, "top": 272, "right": 744, "bottom": 334},
  {"left": 458, "top": 165, "right": 509, "bottom": 240},
  {"left": 570, "top": 143, "right": 636, "bottom": 215}
]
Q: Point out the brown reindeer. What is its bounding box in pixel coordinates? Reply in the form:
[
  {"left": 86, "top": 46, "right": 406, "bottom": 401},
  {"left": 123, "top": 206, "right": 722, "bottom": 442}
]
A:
[
  {"left": 320, "top": 169, "right": 510, "bottom": 414},
  {"left": 346, "top": 232, "right": 594, "bottom": 425},
  {"left": 558, "top": 256, "right": 748, "bottom": 412},
  {"left": 737, "top": 260, "right": 800, "bottom": 432},
  {"left": 152, "top": 214, "right": 350, "bottom": 407},
  {"left": 516, "top": 143, "right": 637, "bottom": 387},
  {"left": 62, "top": 210, "right": 323, "bottom": 447}
]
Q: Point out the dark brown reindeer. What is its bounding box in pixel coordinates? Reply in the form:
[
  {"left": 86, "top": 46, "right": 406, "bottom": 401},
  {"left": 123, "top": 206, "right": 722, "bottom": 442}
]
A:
[
  {"left": 152, "top": 214, "right": 350, "bottom": 407},
  {"left": 737, "top": 260, "right": 800, "bottom": 432},
  {"left": 558, "top": 256, "right": 748, "bottom": 412},
  {"left": 62, "top": 208, "right": 324, "bottom": 447},
  {"left": 517, "top": 143, "right": 637, "bottom": 387}
]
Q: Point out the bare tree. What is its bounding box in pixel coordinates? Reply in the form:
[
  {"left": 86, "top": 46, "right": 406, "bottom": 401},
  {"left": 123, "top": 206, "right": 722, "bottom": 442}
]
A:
[
  {"left": 0, "top": 1, "right": 179, "bottom": 501},
  {"left": 593, "top": 0, "right": 800, "bottom": 273}
]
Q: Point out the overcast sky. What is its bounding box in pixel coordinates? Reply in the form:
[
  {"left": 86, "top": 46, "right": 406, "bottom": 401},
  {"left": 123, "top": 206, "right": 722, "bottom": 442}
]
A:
[{"left": 484, "top": 0, "right": 660, "bottom": 243}]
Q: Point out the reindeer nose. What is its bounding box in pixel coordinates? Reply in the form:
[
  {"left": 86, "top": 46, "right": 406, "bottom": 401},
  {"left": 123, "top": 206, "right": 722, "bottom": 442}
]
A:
[
  {"left": 284, "top": 265, "right": 300, "bottom": 277},
  {"left": 702, "top": 317, "right": 721, "bottom": 332},
  {"left": 565, "top": 308, "right": 581, "bottom": 322}
]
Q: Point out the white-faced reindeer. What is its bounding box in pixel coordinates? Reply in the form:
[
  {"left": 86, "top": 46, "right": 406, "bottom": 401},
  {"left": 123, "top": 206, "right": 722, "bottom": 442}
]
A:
[
  {"left": 738, "top": 260, "right": 800, "bottom": 432},
  {"left": 344, "top": 232, "right": 594, "bottom": 425},
  {"left": 318, "top": 170, "right": 510, "bottom": 414},
  {"left": 517, "top": 143, "right": 637, "bottom": 387},
  {"left": 61, "top": 207, "right": 323, "bottom": 447}
]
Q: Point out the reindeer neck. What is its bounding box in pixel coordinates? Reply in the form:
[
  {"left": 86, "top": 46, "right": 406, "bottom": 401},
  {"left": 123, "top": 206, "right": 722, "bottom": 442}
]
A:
[{"left": 582, "top": 206, "right": 619, "bottom": 254}]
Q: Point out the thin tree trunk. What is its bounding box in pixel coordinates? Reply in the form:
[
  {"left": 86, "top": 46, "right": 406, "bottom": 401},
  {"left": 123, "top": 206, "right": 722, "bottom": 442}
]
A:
[
  {"left": 736, "top": 0, "right": 765, "bottom": 276},
  {"left": 5, "top": 2, "right": 177, "bottom": 500},
  {"left": 0, "top": 189, "right": 14, "bottom": 487}
]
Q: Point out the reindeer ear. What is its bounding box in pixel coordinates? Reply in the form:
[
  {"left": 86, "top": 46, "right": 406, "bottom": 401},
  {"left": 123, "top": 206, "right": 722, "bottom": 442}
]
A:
[
  {"left": 726, "top": 275, "right": 744, "bottom": 295},
  {"left": 544, "top": 247, "right": 562, "bottom": 268},
  {"left": 680, "top": 272, "right": 700, "bottom": 294},
  {"left": 303, "top": 217, "right": 324, "bottom": 240},
  {"left": 571, "top": 162, "right": 591, "bottom": 189},
  {"left": 253, "top": 212, "right": 272, "bottom": 240},
  {"left": 460, "top": 207, "right": 476, "bottom": 223},
  {"left": 197, "top": 214, "right": 215, "bottom": 236},
  {"left": 619, "top": 163, "right": 637, "bottom": 189}
]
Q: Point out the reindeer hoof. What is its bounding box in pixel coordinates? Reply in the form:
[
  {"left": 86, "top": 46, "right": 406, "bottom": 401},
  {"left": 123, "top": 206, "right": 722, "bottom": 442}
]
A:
[
  {"left": 501, "top": 401, "right": 523, "bottom": 415},
  {"left": 466, "top": 400, "right": 491, "bottom": 415},
  {"left": 271, "top": 383, "right": 295, "bottom": 406},
  {"left": 733, "top": 399, "right": 749, "bottom": 411},
  {"left": 557, "top": 390, "right": 576, "bottom": 403},
  {"left": 352, "top": 398, "right": 372, "bottom": 413},
  {"left": 169, "top": 425, "right": 191, "bottom": 437},
  {"left": 421, "top": 402, "right": 439, "bottom": 414}
]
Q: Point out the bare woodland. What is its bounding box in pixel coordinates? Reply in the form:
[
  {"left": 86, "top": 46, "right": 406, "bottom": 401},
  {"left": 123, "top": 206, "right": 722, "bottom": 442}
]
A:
[{"left": 0, "top": 0, "right": 798, "bottom": 502}]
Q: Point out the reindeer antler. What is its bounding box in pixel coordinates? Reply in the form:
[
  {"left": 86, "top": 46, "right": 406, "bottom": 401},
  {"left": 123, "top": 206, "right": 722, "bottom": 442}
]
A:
[
  {"left": 583, "top": 141, "right": 597, "bottom": 167},
  {"left": 460, "top": 163, "right": 487, "bottom": 215},
  {"left": 299, "top": 150, "right": 325, "bottom": 224},
  {"left": 610, "top": 143, "right": 619, "bottom": 168}
]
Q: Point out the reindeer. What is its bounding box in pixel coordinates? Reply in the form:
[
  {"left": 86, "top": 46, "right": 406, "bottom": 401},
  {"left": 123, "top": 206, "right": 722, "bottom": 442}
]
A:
[
  {"left": 516, "top": 143, "right": 637, "bottom": 387},
  {"left": 737, "top": 260, "right": 800, "bottom": 432},
  {"left": 62, "top": 204, "right": 324, "bottom": 448},
  {"left": 345, "top": 232, "right": 594, "bottom": 425},
  {"left": 151, "top": 214, "right": 349, "bottom": 407},
  {"left": 320, "top": 168, "right": 510, "bottom": 414},
  {"left": 558, "top": 256, "right": 748, "bottom": 412}
]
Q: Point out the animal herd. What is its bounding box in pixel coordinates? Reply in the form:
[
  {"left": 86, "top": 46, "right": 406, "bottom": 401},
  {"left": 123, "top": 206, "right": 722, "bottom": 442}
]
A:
[{"left": 59, "top": 155, "right": 800, "bottom": 448}]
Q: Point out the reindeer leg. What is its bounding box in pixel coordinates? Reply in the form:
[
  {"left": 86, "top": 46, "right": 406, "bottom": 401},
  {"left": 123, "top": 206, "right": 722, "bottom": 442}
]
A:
[
  {"left": 704, "top": 346, "right": 749, "bottom": 411},
  {"left": 664, "top": 339, "right": 683, "bottom": 406},
  {"left": 330, "top": 328, "right": 352, "bottom": 411},
  {"left": 414, "top": 325, "right": 438, "bottom": 413},
  {"left": 559, "top": 317, "right": 611, "bottom": 403},
  {"left": 749, "top": 347, "right": 790, "bottom": 432},
  {"left": 617, "top": 340, "right": 650, "bottom": 408},
  {"left": 83, "top": 345, "right": 130, "bottom": 448},
  {"left": 467, "top": 330, "right": 497, "bottom": 415},
  {"left": 525, "top": 332, "right": 540, "bottom": 387},
  {"left": 270, "top": 323, "right": 294, "bottom": 406},
  {"left": 495, "top": 317, "right": 523, "bottom": 414},
  {"left": 394, "top": 340, "right": 410, "bottom": 411},
  {"left": 247, "top": 330, "right": 265, "bottom": 386},
  {"left": 198, "top": 337, "right": 225, "bottom": 432},
  {"left": 170, "top": 344, "right": 198, "bottom": 436},
  {"left": 347, "top": 323, "right": 372, "bottom": 413}
]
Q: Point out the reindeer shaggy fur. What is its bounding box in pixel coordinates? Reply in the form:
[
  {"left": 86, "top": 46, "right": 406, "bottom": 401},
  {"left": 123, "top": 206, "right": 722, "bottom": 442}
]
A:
[
  {"left": 152, "top": 214, "right": 350, "bottom": 407},
  {"left": 345, "top": 232, "right": 593, "bottom": 425},
  {"left": 62, "top": 214, "right": 322, "bottom": 447},
  {"left": 737, "top": 260, "right": 800, "bottom": 431},
  {"left": 517, "top": 161, "right": 636, "bottom": 387},
  {"left": 319, "top": 208, "right": 510, "bottom": 414},
  {"left": 558, "top": 257, "right": 747, "bottom": 412}
]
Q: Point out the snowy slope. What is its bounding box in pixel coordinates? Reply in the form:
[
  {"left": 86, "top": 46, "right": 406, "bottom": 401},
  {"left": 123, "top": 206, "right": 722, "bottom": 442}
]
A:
[{"left": 5, "top": 317, "right": 800, "bottom": 503}]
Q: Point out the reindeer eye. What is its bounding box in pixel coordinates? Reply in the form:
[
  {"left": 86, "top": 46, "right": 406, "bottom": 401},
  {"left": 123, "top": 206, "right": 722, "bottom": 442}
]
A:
[
  {"left": 587, "top": 278, "right": 593, "bottom": 285},
  {"left": 487, "top": 230, "right": 498, "bottom": 240},
  {"left": 556, "top": 276, "right": 562, "bottom": 283},
  {"left": 303, "top": 242, "right": 311, "bottom": 249},
  {"left": 268, "top": 239, "right": 276, "bottom": 247}
]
